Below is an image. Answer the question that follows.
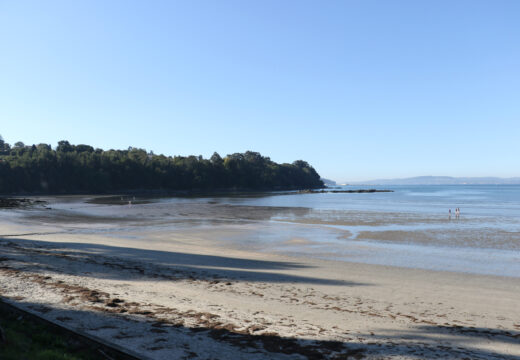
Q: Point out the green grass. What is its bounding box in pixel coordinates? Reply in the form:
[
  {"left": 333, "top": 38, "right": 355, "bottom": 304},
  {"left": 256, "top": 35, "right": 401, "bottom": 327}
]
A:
[{"left": 0, "top": 306, "right": 99, "bottom": 360}]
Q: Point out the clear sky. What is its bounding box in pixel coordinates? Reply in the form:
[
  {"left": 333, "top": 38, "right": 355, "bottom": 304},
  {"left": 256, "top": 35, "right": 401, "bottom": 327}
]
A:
[{"left": 1, "top": 0, "right": 519, "bottom": 182}]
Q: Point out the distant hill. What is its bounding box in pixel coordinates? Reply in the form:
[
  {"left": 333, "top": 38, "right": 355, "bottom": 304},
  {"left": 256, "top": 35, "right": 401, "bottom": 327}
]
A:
[
  {"left": 350, "top": 176, "right": 520, "bottom": 185},
  {"left": 321, "top": 178, "right": 337, "bottom": 186}
]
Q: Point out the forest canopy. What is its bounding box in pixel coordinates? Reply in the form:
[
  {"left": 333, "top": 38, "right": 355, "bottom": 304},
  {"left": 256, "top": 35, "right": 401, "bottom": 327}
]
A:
[{"left": 0, "top": 136, "right": 324, "bottom": 194}]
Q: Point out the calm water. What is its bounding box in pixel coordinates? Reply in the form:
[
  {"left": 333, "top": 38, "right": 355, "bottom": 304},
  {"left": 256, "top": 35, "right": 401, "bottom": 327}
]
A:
[
  {"left": 12, "top": 185, "right": 520, "bottom": 277},
  {"left": 219, "top": 184, "right": 520, "bottom": 218},
  {"left": 158, "top": 185, "right": 520, "bottom": 277}
]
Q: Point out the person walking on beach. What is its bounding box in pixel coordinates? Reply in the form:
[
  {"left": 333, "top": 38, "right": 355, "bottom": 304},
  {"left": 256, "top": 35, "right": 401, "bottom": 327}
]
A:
[{"left": 449, "top": 209, "right": 452, "bottom": 220}]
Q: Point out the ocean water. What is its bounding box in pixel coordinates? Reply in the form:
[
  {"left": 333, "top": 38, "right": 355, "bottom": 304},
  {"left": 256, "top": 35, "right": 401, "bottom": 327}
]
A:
[
  {"left": 220, "top": 184, "right": 520, "bottom": 218},
  {"left": 11, "top": 185, "right": 520, "bottom": 277},
  {"left": 158, "top": 185, "right": 520, "bottom": 277}
]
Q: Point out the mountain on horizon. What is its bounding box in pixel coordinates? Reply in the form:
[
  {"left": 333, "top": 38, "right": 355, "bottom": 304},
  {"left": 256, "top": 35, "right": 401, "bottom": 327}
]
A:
[{"left": 349, "top": 176, "right": 520, "bottom": 185}]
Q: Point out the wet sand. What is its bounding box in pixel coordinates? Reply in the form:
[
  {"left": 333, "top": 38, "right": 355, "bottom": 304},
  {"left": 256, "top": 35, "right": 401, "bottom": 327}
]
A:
[{"left": 0, "top": 197, "right": 519, "bottom": 359}]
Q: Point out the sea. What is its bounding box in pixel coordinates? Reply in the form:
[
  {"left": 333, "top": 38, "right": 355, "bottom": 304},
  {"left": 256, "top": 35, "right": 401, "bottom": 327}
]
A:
[
  {"left": 8, "top": 185, "right": 520, "bottom": 278},
  {"left": 156, "top": 185, "right": 520, "bottom": 278}
]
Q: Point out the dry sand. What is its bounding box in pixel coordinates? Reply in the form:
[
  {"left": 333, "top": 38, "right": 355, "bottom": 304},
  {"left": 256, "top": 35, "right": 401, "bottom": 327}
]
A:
[{"left": 0, "top": 204, "right": 519, "bottom": 359}]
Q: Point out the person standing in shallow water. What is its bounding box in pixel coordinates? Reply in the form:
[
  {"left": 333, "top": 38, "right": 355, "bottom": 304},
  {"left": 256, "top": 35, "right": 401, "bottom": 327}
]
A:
[{"left": 449, "top": 209, "right": 452, "bottom": 220}]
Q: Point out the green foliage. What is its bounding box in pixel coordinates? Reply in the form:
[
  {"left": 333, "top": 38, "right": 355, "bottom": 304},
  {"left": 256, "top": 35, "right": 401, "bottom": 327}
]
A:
[
  {"left": 0, "top": 307, "right": 97, "bottom": 360},
  {"left": 0, "top": 138, "right": 324, "bottom": 194}
]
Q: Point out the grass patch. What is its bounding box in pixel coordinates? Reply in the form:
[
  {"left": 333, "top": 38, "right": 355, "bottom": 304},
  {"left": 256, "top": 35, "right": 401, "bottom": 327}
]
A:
[{"left": 0, "top": 304, "right": 103, "bottom": 360}]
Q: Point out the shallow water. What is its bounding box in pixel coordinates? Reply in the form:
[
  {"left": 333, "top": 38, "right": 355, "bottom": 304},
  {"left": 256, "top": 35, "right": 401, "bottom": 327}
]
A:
[
  {"left": 157, "top": 185, "right": 520, "bottom": 277},
  {"left": 4, "top": 185, "right": 520, "bottom": 277}
]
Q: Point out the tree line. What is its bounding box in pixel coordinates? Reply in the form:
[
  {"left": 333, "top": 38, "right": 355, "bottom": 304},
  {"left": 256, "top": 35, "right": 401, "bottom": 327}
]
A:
[{"left": 0, "top": 136, "right": 324, "bottom": 194}]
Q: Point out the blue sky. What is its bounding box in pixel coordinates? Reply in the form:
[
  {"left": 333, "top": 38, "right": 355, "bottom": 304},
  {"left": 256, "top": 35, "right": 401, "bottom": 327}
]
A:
[{"left": 1, "top": 0, "right": 519, "bottom": 182}]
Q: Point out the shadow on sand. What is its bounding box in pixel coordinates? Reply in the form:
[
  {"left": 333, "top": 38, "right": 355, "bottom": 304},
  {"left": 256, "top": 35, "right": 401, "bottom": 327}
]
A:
[
  {"left": 0, "top": 298, "right": 367, "bottom": 360},
  {"left": 0, "top": 237, "right": 364, "bottom": 286},
  {"left": 2, "top": 297, "right": 518, "bottom": 360},
  {"left": 1, "top": 238, "right": 518, "bottom": 359},
  {"left": 354, "top": 325, "right": 520, "bottom": 360}
]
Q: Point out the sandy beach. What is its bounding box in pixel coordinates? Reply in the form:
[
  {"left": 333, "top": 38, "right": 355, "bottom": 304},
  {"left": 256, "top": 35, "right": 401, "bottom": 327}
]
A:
[{"left": 0, "top": 198, "right": 519, "bottom": 359}]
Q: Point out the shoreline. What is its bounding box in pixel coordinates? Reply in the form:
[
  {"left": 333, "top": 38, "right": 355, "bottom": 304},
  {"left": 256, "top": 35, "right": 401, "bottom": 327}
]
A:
[
  {"left": 3, "top": 195, "right": 519, "bottom": 278},
  {"left": 0, "top": 187, "right": 394, "bottom": 206},
  {"left": 3, "top": 195, "right": 519, "bottom": 279}
]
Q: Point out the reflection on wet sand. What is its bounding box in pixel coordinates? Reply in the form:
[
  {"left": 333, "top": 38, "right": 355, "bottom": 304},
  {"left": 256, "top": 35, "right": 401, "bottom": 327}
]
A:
[{"left": 5, "top": 196, "right": 520, "bottom": 277}]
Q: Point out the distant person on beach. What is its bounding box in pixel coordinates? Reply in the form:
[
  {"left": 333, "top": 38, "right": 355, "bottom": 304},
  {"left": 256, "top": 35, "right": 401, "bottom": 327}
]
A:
[{"left": 449, "top": 209, "right": 451, "bottom": 219}]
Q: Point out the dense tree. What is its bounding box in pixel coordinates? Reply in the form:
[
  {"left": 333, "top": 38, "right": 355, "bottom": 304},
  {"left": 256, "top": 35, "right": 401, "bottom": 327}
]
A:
[{"left": 0, "top": 137, "right": 323, "bottom": 194}]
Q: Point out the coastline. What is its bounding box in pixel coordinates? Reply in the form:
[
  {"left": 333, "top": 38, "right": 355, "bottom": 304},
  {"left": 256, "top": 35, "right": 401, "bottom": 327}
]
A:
[
  {"left": 0, "top": 208, "right": 519, "bottom": 359},
  {"left": 0, "top": 187, "right": 393, "bottom": 205}
]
